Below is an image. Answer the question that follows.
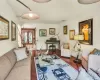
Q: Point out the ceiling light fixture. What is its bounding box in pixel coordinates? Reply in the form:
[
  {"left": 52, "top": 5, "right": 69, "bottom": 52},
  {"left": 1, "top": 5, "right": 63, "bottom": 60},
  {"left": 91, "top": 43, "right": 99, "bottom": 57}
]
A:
[
  {"left": 21, "top": 11, "right": 39, "bottom": 20},
  {"left": 78, "top": 0, "right": 100, "bottom": 4},
  {"left": 33, "top": 0, "right": 51, "bottom": 3},
  {"left": 16, "top": 0, "right": 39, "bottom": 20}
]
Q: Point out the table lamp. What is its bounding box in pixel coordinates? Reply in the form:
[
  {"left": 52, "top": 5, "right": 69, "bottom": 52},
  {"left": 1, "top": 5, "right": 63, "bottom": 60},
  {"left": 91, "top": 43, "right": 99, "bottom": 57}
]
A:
[{"left": 73, "top": 35, "right": 84, "bottom": 64}]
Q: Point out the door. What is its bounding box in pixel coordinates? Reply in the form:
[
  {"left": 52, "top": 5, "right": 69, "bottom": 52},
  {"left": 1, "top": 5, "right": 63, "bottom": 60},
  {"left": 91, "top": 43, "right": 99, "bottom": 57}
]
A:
[{"left": 21, "top": 28, "right": 35, "bottom": 47}]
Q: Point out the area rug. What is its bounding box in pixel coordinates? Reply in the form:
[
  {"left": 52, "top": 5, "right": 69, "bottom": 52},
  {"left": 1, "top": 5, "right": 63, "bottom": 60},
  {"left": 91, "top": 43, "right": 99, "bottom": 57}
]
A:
[{"left": 34, "top": 55, "right": 78, "bottom": 80}]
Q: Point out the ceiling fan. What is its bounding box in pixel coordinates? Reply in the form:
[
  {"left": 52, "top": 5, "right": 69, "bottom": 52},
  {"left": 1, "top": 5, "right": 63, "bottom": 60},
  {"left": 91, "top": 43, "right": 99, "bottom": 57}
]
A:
[{"left": 16, "top": 0, "right": 39, "bottom": 20}]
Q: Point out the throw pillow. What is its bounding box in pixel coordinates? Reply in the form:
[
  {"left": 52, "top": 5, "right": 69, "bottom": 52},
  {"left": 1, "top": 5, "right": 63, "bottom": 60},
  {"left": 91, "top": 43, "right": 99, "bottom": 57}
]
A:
[
  {"left": 76, "top": 67, "right": 94, "bottom": 80},
  {"left": 63, "top": 43, "right": 70, "bottom": 49},
  {"left": 94, "top": 49, "right": 100, "bottom": 55},
  {"left": 88, "top": 69, "right": 100, "bottom": 80},
  {"left": 90, "top": 48, "right": 98, "bottom": 54},
  {"left": 14, "top": 48, "right": 27, "bottom": 61}
]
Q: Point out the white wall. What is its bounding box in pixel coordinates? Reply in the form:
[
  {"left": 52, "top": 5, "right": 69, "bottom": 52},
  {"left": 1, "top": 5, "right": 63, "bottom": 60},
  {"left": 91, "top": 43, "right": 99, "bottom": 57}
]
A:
[
  {"left": 59, "top": 13, "right": 100, "bottom": 55},
  {"left": 22, "top": 23, "right": 60, "bottom": 49},
  {"left": 0, "top": 0, "right": 19, "bottom": 56}
]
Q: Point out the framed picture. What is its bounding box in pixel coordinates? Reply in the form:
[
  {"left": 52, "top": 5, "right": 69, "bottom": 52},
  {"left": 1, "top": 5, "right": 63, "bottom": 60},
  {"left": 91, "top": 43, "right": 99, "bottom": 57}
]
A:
[
  {"left": 49, "top": 28, "right": 55, "bottom": 35},
  {"left": 63, "top": 25, "right": 67, "bottom": 34},
  {"left": 0, "top": 16, "right": 9, "bottom": 40},
  {"left": 79, "top": 19, "right": 93, "bottom": 45},
  {"left": 69, "top": 30, "right": 75, "bottom": 40},
  {"left": 39, "top": 29, "right": 47, "bottom": 37},
  {"left": 11, "top": 21, "right": 16, "bottom": 41}
]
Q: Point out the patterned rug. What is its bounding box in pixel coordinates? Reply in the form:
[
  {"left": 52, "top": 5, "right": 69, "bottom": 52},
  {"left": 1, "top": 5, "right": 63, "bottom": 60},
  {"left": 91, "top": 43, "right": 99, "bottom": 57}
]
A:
[{"left": 34, "top": 55, "right": 78, "bottom": 80}]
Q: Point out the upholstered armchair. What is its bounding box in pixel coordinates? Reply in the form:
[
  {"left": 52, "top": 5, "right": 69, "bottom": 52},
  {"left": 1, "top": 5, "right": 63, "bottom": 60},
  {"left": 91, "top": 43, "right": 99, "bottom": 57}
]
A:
[
  {"left": 61, "top": 43, "right": 71, "bottom": 58},
  {"left": 88, "top": 54, "right": 100, "bottom": 71}
]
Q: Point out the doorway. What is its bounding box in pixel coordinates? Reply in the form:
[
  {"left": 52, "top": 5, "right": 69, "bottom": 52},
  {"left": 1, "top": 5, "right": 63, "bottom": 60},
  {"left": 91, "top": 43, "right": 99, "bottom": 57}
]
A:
[{"left": 21, "top": 28, "right": 36, "bottom": 48}]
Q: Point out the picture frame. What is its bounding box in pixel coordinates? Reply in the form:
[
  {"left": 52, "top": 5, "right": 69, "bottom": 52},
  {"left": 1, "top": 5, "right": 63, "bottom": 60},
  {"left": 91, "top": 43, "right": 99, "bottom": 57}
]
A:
[
  {"left": 63, "top": 25, "right": 67, "bottom": 34},
  {"left": 49, "top": 28, "right": 55, "bottom": 35},
  {"left": 79, "top": 19, "right": 93, "bottom": 45},
  {"left": 39, "top": 29, "right": 47, "bottom": 37},
  {"left": 11, "top": 21, "right": 16, "bottom": 41},
  {"left": 0, "top": 16, "right": 9, "bottom": 40},
  {"left": 69, "top": 30, "right": 75, "bottom": 40}
]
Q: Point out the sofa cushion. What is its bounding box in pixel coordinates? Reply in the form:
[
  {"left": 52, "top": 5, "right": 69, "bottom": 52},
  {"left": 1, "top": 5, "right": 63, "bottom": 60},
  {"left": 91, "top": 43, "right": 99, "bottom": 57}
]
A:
[
  {"left": 5, "top": 58, "right": 30, "bottom": 80},
  {"left": 0, "top": 56, "right": 12, "bottom": 80},
  {"left": 14, "top": 57, "right": 30, "bottom": 68},
  {"left": 6, "top": 66, "right": 30, "bottom": 80},
  {"left": 77, "top": 67, "right": 94, "bottom": 80},
  {"left": 4, "top": 49, "right": 17, "bottom": 67},
  {"left": 88, "top": 69, "right": 100, "bottom": 80},
  {"left": 88, "top": 55, "right": 100, "bottom": 71}
]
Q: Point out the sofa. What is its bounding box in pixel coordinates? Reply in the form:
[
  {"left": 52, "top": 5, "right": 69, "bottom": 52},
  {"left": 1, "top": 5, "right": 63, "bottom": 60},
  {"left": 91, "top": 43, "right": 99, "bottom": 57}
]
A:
[
  {"left": 81, "top": 48, "right": 100, "bottom": 71},
  {"left": 88, "top": 54, "right": 100, "bottom": 71},
  {"left": 0, "top": 48, "right": 30, "bottom": 80}
]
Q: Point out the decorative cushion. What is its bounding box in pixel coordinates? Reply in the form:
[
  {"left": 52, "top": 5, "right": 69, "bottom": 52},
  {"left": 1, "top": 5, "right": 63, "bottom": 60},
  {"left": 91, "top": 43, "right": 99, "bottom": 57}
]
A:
[
  {"left": 94, "top": 49, "right": 100, "bottom": 55},
  {"left": 63, "top": 43, "right": 70, "bottom": 49},
  {"left": 14, "top": 48, "right": 27, "bottom": 61},
  {"left": 77, "top": 67, "right": 94, "bottom": 80},
  {"left": 88, "top": 69, "right": 100, "bottom": 80},
  {"left": 90, "top": 48, "right": 98, "bottom": 54}
]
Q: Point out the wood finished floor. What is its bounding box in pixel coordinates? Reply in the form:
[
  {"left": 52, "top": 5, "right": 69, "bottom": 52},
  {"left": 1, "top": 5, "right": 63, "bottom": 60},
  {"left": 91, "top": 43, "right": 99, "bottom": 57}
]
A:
[{"left": 31, "top": 50, "right": 81, "bottom": 80}]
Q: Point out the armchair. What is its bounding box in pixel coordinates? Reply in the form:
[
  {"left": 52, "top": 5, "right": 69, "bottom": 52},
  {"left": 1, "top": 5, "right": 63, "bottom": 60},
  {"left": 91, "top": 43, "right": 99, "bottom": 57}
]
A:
[
  {"left": 61, "top": 43, "right": 71, "bottom": 58},
  {"left": 88, "top": 54, "right": 100, "bottom": 71}
]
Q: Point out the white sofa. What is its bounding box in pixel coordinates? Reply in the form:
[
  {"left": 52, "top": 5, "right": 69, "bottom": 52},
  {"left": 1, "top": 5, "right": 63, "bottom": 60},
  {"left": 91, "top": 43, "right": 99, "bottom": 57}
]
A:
[
  {"left": 88, "top": 54, "right": 100, "bottom": 71},
  {"left": 81, "top": 48, "right": 94, "bottom": 70}
]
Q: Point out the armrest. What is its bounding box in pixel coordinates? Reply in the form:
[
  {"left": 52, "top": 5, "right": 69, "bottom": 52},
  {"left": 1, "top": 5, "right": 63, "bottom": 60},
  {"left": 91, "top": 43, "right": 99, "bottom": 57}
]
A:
[{"left": 88, "top": 54, "right": 100, "bottom": 71}]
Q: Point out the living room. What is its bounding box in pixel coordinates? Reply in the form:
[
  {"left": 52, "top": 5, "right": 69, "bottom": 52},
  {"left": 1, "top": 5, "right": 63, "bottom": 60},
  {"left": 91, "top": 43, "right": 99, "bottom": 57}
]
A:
[{"left": 0, "top": 0, "right": 100, "bottom": 80}]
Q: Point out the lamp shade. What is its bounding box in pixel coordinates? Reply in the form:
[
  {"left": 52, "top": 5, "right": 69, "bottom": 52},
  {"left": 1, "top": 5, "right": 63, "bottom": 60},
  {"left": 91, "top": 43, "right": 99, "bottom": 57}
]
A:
[
  {"left": 33, "top": 0, "right": 51, "bottom": 3},
  {"left": 21, "top": 11, "right": 39, "bottom": 20},
  {"left": 78, "top": 0, "right": 100, "bottom": 4},
  {"left": 74, "top": 35, "right": 84, "bottom": 40}
]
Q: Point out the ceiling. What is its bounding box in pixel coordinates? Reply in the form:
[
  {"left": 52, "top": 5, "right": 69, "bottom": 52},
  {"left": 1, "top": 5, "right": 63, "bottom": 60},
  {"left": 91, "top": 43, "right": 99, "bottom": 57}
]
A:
[{"left": 7, "top": 0, "right": 100, "bottom": 24}]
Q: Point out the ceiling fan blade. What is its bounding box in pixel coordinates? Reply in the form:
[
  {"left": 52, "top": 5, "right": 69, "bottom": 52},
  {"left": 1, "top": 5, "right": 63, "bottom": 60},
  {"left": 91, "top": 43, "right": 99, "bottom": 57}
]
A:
[{"left": 16, "top": 0, "right": 31, "bottom": 11}]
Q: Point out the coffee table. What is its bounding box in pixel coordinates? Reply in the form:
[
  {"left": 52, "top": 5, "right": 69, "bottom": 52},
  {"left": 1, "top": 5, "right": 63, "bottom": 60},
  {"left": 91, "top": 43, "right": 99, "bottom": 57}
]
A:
[{"left": 34, "top": 54, "right": 78, "bottom": 80}]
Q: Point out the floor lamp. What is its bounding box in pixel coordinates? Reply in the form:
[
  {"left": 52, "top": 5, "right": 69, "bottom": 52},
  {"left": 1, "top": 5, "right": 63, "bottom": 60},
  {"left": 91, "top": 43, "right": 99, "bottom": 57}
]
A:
[{"left": 73, "top": 35, "right": 84, "bottom": 64}]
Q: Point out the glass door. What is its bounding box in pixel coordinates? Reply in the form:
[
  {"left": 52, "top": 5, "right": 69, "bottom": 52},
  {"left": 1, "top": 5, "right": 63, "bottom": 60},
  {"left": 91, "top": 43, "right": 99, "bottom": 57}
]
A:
[{"left": 21, "top": 28, "right": 35, "bottom": 46}]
